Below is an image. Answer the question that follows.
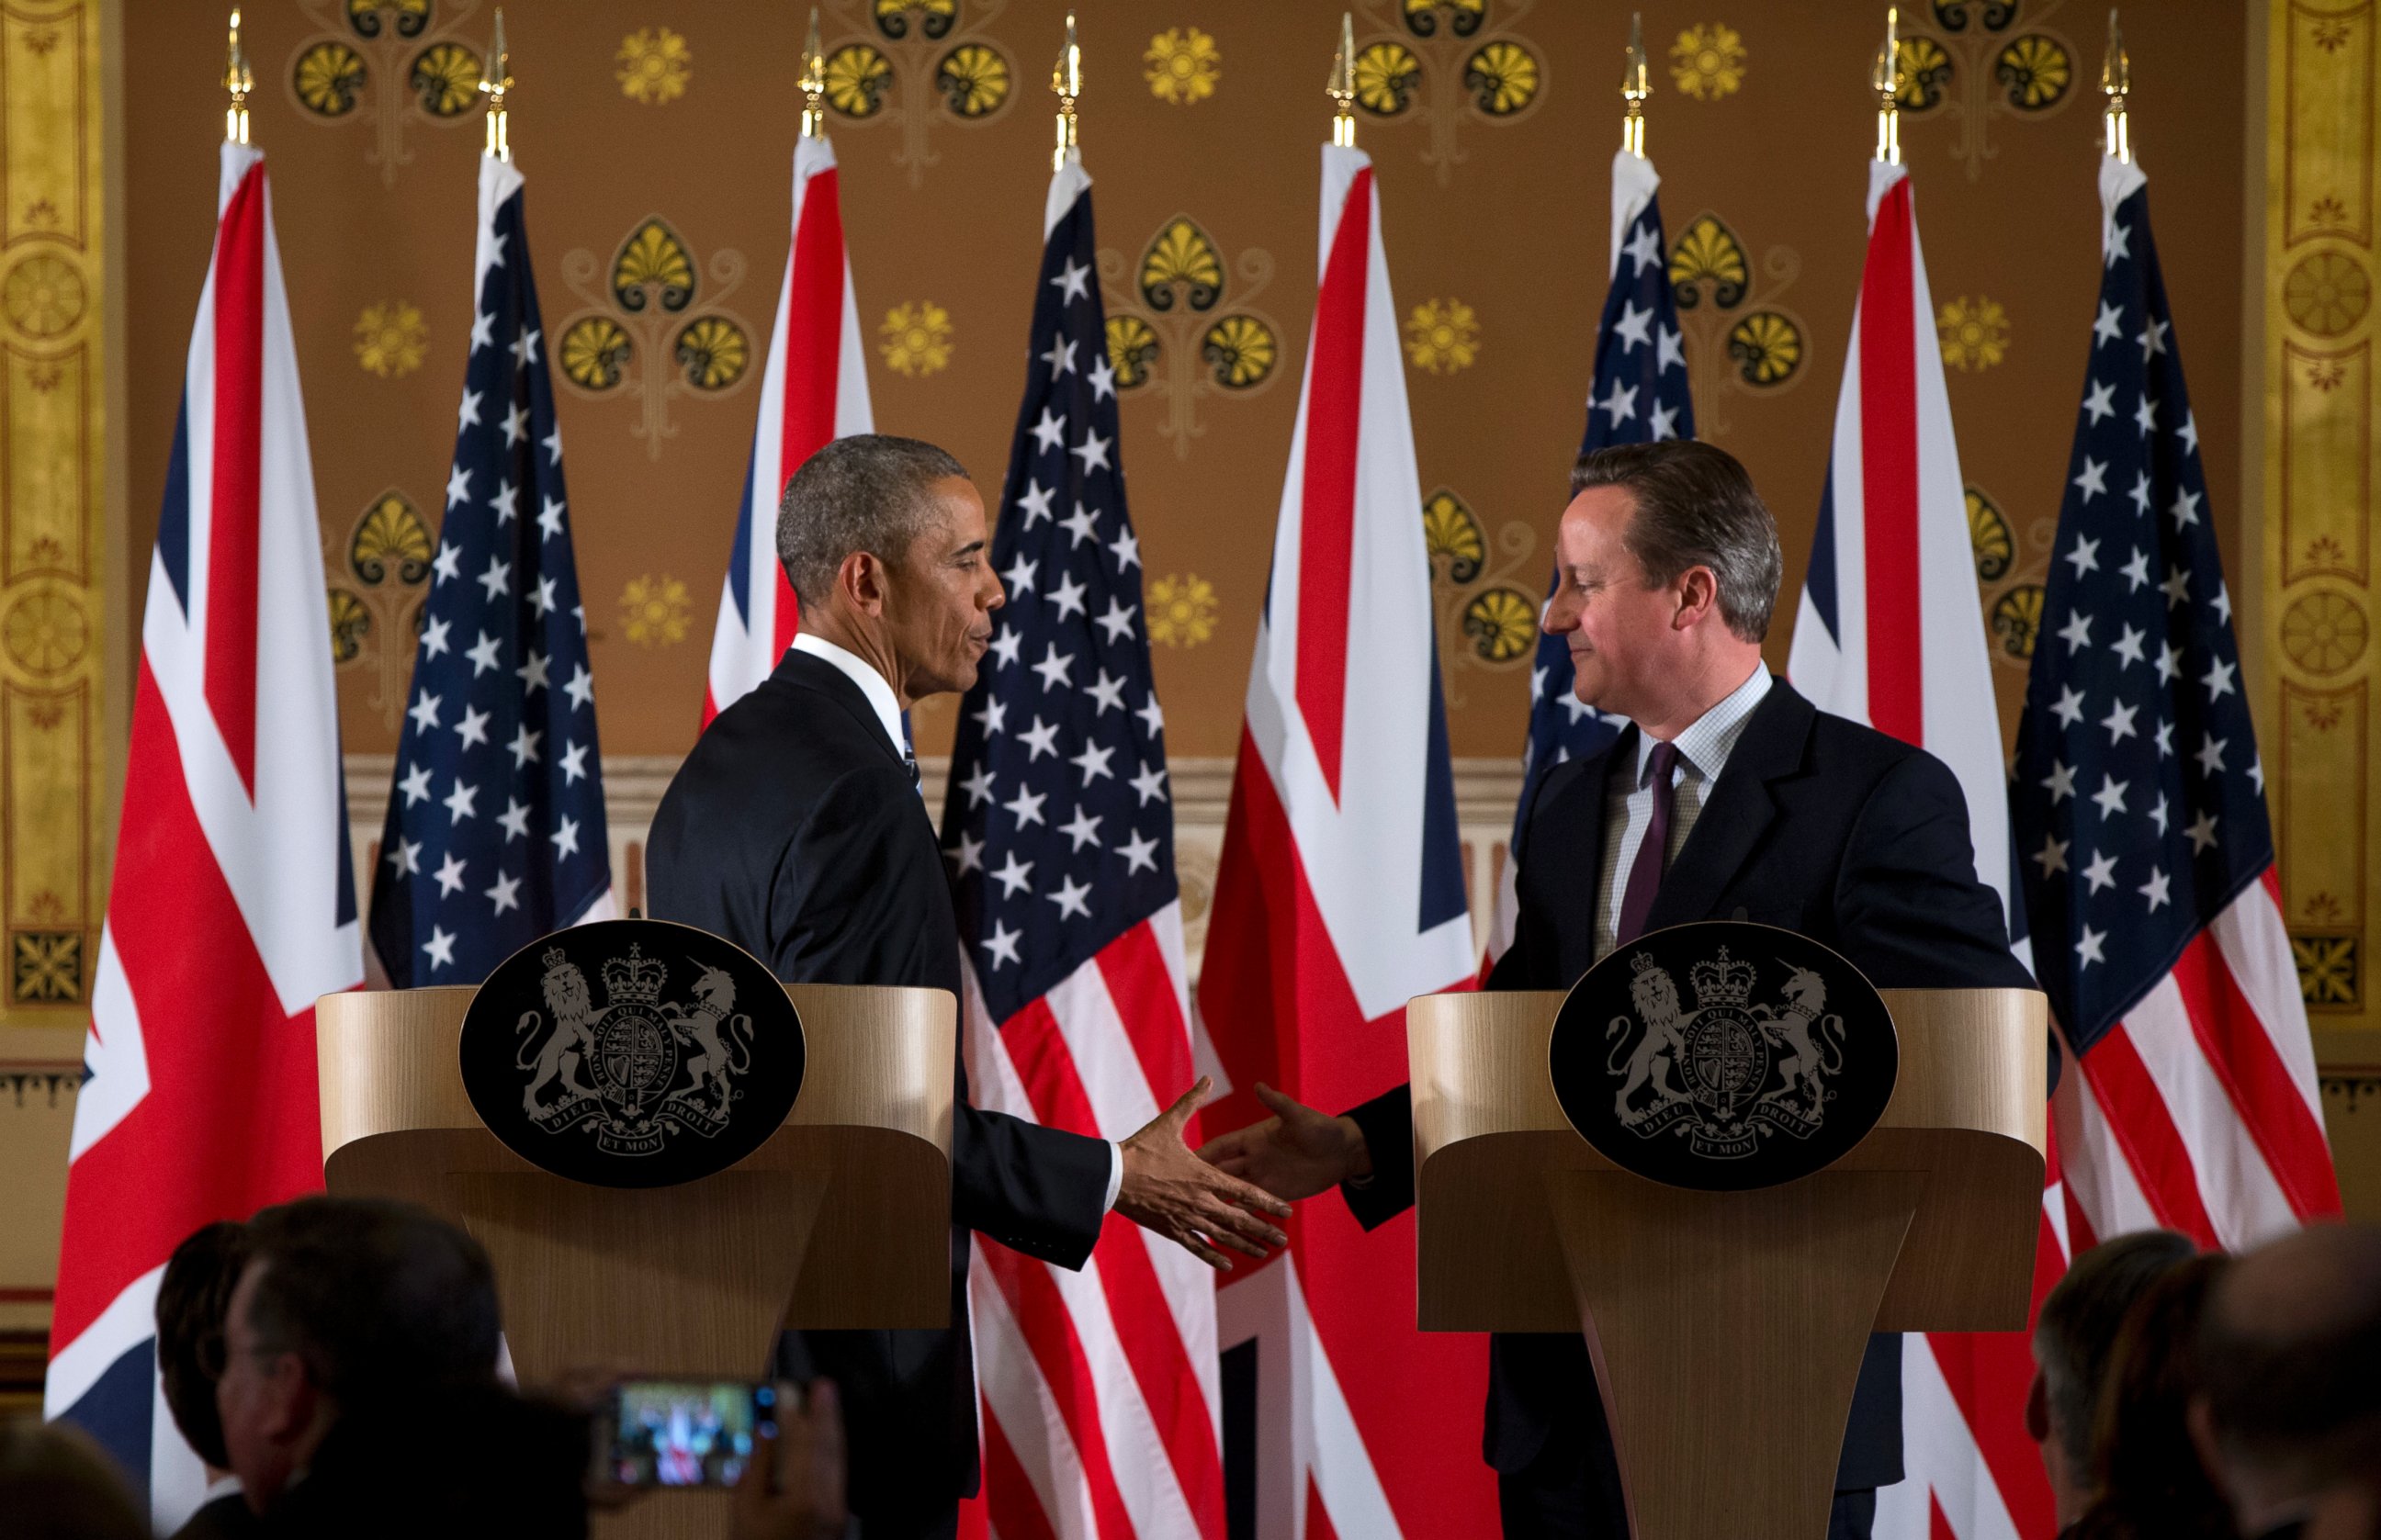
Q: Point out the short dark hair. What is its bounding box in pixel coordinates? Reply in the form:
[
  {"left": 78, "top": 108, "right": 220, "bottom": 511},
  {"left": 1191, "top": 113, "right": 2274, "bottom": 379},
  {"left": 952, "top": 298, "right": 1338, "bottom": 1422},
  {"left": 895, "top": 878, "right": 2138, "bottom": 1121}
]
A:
[
  {"left": 775, "top": 433, "right": 968, "bottom": 610},
  {"left": 2033, "top": 1229, "right": 2195, "bottom": 1471},
  {"left": 241, "top": 1197, "right": 501, "bottom": 1403},
  {"left": 156, "top": 1220, "right": 251, "bottom": 1469},
  {"left": 1570, "top": 440, "right": 1784, "bottom": 642},
  {"left": 2196, "top": 1223, "right": 2381, "bottom": 1489},
  {"left": 2079, "top": 1253, "right": 2235, "bottom": 1540}
]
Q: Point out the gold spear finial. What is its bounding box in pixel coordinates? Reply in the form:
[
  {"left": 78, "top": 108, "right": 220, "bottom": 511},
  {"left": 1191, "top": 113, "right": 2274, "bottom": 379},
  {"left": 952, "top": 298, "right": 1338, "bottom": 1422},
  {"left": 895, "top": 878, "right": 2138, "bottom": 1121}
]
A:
[
  {"left": 799, "top": 7, "right": 828, "bottom": 141},
  {"left": 223, "top": 7, "right": 253, "bottom": 146},
  {"left": 479, "top": 6, "right": 513, "bottom": 161},
  {"left": 1620, "top": 12, "right": 1650, "bottom": 157},
  {"left": 1051, "top": 11, "right": 1081, "bottom": 169},
  {"left": 1328, "top": 11, "right": 1357, "bottom": 147},
  {"left": 1871, "top": 6, "right": 1902, "bottom": 165},
  {"left": 2100, "top": 8, "right": 2132, "bottom": 163}
]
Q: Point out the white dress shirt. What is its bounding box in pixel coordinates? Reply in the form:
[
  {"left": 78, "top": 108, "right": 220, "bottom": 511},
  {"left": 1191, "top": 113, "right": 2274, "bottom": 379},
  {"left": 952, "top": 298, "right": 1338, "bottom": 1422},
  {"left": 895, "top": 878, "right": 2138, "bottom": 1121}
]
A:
[
  {"left": 1592, "top": 666, "right": 1774, "bottom": 962},
  {"left": 786, "top": 633, "right": 1128, "bottom": 1210}
]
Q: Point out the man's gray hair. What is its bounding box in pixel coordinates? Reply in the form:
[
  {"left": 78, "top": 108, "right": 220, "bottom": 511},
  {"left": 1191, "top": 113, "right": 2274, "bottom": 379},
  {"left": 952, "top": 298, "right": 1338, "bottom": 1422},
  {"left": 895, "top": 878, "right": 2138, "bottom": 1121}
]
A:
[
  {"left": 1570, "top": 440, "right": 1785, "bottom": 643},
  {"left": 776, "top": 434, "right": 968, "bottom": 609}
]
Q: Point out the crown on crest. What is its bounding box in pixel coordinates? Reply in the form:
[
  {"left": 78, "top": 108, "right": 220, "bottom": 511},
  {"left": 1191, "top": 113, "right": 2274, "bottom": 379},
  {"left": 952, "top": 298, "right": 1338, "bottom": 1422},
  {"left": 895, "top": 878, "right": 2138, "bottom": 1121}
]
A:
[
  {"left": 1690, "top": 946, "right": 1755, "bottom": 1009},
  {"left": 602, "top": 945, "right": 667, "bottom": 1005},
  {"left": 1630, "top": 950, "right": 1660, "bottom": 977},
  {"left": 541, "top": 945, "right": 570, "bottom": 972}
]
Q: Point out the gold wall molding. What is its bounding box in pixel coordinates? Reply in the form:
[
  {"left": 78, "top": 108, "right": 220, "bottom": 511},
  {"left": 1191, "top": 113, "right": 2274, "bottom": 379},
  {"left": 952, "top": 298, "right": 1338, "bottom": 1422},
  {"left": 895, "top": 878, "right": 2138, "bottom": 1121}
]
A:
[{"left": 2264, "top": 0, "right": 2380, "bottom": 1027}]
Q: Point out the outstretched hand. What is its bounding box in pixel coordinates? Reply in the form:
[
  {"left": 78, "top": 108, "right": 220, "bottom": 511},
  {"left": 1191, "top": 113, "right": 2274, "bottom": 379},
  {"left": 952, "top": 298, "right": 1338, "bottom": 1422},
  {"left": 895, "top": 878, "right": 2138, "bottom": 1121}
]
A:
[
  {"left": 1117, "top": 1076, "right": 1293, "bottom": 1270},
  {"left": 1195, "top": 1082, "right": 1371, "bottom": 1203}
]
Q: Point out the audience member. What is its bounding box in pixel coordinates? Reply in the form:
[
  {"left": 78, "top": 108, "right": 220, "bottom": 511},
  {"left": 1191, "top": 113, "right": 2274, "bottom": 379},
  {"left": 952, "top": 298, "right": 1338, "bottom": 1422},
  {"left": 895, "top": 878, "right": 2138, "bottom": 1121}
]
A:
[
  {"left": 157, "top": 1218, "right": 258, "bottom": 1539},
  {"left": 731, "top": 1380, "right": 849, "bottom": 1540},
  {"left": 2194, "top": 1223, "right": 2381, "bottom": 1540},
  {"left": 0, "top": 1416, "right": 149, "bottom": 1540},
  {"left": 2026, "top": 1229, "right": 2197, "bottom": 1532},
  {"left": 2067, "top": 1252, "right": 2240, "bottom": 1540}
]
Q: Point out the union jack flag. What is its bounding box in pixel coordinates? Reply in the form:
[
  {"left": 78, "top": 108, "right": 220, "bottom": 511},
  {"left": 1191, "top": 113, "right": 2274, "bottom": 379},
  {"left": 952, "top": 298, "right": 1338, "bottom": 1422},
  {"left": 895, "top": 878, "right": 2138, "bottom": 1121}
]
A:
[
  {"left": 48, "top": 141, "right": 361, "bottom": 1532},
  {"left": 939, "top": 154, "right": 1221, "bottom": 1538}
]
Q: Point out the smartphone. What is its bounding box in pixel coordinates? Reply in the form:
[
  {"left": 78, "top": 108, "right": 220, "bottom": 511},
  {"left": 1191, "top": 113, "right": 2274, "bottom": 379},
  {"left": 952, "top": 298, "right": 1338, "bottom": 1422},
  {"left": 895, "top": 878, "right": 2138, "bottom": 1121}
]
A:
[{"left": 598, "top": 1378, "right": 781, "bottom": 1489}]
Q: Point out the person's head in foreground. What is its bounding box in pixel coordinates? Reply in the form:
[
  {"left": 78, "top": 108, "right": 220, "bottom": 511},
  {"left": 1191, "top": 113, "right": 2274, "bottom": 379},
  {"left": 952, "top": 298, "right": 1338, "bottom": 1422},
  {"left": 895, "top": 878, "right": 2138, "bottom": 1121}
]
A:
[
  {"left": 2069, "top": 1251, "right": 2239, "bottom": 1540},
  {"left": 776, "top": 433, "right": 1000, "bottom": 705},
  {"left": 157, "top": 1219, "right": 252, "bottom": 1480},
  {"left": 2193, "top": 1223, "right": 2381, "bottom": 1540},
  {"left": 1548, "top": 439, "right": 1784, "bottom": 736},
  {"left": 2027, "top": 1229, "right": 2197, "bottom": 1529},
  {"left": 0, "top": 1419, "right": 148, "bottom": 1540}
]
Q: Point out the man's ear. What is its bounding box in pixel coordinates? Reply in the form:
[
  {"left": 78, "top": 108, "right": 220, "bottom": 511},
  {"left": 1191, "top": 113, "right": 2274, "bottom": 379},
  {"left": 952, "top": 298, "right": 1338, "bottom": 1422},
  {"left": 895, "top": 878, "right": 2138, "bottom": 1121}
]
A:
[
  {"left": 838, "top": 549, "right": 888, "bottom": 616},
  {"left": 1673, "top": 565, "right": 1721, "bottom": 630},
  {"left": 260, "top": 1355, "right": 317, "bottom": 1444}
]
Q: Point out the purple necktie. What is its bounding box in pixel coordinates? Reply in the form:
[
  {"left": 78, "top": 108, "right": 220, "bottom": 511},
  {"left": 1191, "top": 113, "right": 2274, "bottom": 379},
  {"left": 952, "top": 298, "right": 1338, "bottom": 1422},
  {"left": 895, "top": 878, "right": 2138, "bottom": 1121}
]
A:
[{"left": 1614, "top": 740, "right": 1681, "bottom": 946}]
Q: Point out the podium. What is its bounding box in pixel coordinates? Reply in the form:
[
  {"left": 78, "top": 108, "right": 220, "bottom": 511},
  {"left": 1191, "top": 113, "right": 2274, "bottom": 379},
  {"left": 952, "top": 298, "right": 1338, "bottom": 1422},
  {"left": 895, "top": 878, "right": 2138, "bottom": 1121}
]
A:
[
  {"left": 1409, "top": 986, "right": 2047, "bottom": 1540},
  {"left": 316, "top": 982, "right": 954, "bottom": 1538}
]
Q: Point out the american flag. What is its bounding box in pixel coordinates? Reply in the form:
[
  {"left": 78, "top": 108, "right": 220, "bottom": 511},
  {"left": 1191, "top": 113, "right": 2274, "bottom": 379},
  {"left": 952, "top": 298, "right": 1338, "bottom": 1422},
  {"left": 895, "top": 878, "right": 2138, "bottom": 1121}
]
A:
[
  {"left": 2014, "top": 161, "right": 2338, "bottom": 1261},
  {"left": 49, "top": 140, "right": 360, "bottom": 1532},
  {"left": 939, "top": 154, "right": 1222, "bottom": 1539},
  {"left": 368, "top": 152, "right": 611, "bottom": 985},
  {"left": 1485, "top": 147, "right": 1695, "bottom": 964}
]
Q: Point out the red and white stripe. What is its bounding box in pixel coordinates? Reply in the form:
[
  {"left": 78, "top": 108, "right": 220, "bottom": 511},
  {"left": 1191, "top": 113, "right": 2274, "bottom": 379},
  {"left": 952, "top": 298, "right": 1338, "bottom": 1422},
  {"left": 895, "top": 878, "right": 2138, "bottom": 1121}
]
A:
[
  {"left": 702, "top": 135, "right": 871, "bottom": 724},
  {"left": 963, "top": 905, "right": 1228, "bottom": 1540},
  {"left": 48, "top": 141, "right": 359, "bottom": 1532},
  {"left": 1198, "top": 144, "right": 1493, "bottom": 1540}
]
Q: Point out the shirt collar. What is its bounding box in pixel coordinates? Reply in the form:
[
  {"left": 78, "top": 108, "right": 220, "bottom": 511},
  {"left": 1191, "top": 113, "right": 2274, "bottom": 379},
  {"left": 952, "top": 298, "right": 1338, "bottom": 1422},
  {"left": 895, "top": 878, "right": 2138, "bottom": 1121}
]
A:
[
  {"left": 1634, "top": 665, "right": 1773, "bottom": 786},
  {"left": 789, "top": 633, "right": 908, "bottom": 758}
]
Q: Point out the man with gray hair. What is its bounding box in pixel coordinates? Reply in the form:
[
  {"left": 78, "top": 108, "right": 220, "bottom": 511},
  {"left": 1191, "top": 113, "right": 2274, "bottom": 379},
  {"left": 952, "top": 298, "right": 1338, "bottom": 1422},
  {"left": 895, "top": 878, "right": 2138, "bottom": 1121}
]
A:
[
  {"left": 647, "top": 434, "right": 1291, "bottom": 1540},
  {"left": 1201, "top": 439, "right": 2036, "bottom": 1539}
]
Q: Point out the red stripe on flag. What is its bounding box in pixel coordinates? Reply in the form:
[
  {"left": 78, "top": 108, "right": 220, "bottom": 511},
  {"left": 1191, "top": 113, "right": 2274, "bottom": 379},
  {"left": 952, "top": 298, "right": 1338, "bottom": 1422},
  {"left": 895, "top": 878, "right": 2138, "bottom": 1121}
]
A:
[
  {"left": 2167, "top": 924, "right": 2342, "bottom": 1218},
  {"left": 1293, "top": 169, "right": 1372, "bottom": 803},
  {"left": 978, "top": 1410, "right": 1060, "bottom": 1540},
  {"left": 1857, "top": 177, "right": 1924, "bottom": 745},
  {"left": 206, "top": 163, "right": 268, "bottom": 796},
  {"left": 773, "top": 167, "right": 848, "bottom": 657},
  {"left": 1095, "top": 922, "right": 1198, "bottom": 1128},
  {"left": 2075, "top": 1024, "right": 2220, "bottom": 1247},
  {"left": 51, "top": 658, "right": 325, "bottom": 1351}
]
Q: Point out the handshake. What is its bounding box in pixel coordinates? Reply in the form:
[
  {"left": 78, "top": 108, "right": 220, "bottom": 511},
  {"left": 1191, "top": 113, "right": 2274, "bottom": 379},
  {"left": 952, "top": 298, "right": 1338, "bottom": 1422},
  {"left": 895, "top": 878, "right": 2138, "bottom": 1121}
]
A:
[{"left": 1112, "top": 1077, "right": 1369, "bottom": 1270}]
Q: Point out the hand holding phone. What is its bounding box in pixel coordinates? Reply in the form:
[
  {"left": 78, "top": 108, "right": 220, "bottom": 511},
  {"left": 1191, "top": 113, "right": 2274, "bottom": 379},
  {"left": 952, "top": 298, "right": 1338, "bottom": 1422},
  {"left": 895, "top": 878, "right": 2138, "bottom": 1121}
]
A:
[
  {"left": 732, "top": 1379, "right": 846, "bottom": 1540},
  {"left": 598, "top": 1377, "right": 779, "bottom": 1490}
]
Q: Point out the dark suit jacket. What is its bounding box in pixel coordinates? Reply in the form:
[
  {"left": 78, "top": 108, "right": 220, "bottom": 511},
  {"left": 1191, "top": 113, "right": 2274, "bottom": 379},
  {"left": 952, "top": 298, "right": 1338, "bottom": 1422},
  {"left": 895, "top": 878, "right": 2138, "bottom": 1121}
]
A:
[
  {"left": 1342, "top": 677, "right": 2036, "bottom": 1490},
  {"left": 645, "top": 648, "right": 1112, "bottom": 1519}
]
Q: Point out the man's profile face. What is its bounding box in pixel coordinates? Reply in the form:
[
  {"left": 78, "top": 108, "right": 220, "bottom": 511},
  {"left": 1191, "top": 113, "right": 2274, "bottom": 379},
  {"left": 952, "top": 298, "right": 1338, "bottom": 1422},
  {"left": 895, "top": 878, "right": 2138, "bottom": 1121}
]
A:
[
  {"left": 217, "top": 1259, "right": 314, "bottom": 1512},
  {"left": 881, "top": 475, "right": 1003, "bottom": 703},
  {"left": 1543, "top": 484, "right": 1686, "bottom": 721}
]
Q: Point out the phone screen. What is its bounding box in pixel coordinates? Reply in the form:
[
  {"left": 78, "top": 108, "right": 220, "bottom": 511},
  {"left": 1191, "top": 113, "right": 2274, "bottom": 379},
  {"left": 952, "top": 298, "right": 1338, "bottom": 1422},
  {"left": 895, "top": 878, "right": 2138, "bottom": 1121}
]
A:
[{"left": 604, "top": 1379, "right": 779, "bottom": 1489}]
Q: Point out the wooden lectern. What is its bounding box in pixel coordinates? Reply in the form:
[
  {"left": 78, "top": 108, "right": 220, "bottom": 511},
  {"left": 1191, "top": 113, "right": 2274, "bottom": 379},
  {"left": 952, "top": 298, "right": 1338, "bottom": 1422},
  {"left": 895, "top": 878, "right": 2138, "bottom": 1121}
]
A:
[
  {"left": 1409, "top": 987, "right": 2047, "bottom": 1540},
  {"left": 316, "top": 983, "right": 954, "bottom": 1539}
]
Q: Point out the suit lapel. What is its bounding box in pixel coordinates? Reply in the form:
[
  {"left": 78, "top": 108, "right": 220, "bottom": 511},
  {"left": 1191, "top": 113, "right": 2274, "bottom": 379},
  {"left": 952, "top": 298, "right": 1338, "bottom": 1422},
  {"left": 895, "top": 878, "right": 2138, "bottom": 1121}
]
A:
[{"left": 1643, "top": 678, "right": 1814, "bottom": 929}]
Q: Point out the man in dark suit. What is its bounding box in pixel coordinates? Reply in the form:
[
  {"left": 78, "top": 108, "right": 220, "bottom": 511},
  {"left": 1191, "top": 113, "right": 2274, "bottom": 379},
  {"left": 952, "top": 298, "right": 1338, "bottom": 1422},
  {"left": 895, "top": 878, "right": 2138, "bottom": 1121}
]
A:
[
  {"left": 646, "top": 434, "right": 1292, "bottom": 1540},
  {"left": 1201, "top": 439, "right": 2035, "bottom": 1540}
]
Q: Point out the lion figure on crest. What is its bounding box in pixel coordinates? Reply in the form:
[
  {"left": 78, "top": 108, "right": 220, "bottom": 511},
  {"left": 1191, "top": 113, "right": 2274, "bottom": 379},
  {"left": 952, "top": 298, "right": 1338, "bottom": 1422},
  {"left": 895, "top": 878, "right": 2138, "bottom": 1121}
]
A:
[
  {"left": 1608, "top": 954, "right": 1692, "bottom": 1123},
  {"left": 516, "top": 950, "right": 602, "bottom": 1116}
]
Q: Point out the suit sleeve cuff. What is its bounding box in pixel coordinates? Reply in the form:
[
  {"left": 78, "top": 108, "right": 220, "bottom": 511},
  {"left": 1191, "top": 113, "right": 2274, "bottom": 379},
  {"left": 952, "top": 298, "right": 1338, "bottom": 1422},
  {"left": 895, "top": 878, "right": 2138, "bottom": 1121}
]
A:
[{"left": 1103, "top": 1140, "right": 1125, "bottom": 1211}]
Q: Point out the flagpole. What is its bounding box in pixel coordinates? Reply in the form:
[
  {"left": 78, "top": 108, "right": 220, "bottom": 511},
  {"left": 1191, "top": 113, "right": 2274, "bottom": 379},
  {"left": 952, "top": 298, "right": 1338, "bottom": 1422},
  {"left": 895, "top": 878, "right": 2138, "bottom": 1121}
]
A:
[
  {"left": 799, "top": 7, "right": 827, "bottom": 141},
  {"left": 1328, "top": 11, "right": 1357, "bottom": 147},
  {"left": 223, "top": 7, "right": 251, "bottom": 145},
  {"left": 2101, "top": 7, "right": 2132, "bottom": 163},
  {"left": 1871, "top": 6, "right": 1901, "bottom": 165},
  {"left": 479, "top": 6, "right": 512, "bottom": 162},
  {"left": 1620, "top": 12, "right": 1649, "bottom": 157},
  {"left": 1048, "top": 10, "right": 1081, "bottom": 169}
]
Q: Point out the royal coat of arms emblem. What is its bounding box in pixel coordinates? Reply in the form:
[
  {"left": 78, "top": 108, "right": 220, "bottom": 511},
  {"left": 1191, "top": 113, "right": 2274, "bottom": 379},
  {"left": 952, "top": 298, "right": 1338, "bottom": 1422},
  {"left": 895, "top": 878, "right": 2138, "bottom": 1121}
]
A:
[{"left": 1551, "top": 922, "right": 1898, "bottom": 1191}]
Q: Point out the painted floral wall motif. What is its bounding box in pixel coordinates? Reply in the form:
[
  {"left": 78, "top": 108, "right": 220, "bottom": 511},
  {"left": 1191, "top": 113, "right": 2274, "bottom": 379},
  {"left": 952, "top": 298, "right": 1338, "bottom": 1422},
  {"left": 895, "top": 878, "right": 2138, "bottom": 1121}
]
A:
[
  {"left": 1100, "top": 216, "right": 1281, "bottom": 461},
  {"left": 288, "top": 0, "right": 488, "bottom": 187},
  {"left": 552, "top": 219, "right": 753, "bottom": 463},
  {"left": 1347, "top": 0, "right": 1545, "bottom": 185}
]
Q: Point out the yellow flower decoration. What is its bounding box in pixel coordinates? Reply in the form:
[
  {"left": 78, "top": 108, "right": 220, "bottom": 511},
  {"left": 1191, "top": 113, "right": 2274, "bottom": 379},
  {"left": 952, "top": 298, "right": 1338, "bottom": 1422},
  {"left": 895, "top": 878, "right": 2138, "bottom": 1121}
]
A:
[
  {"left": 1670, "top": 24, "right": 1746, "bottom": 102},
  {"left": 3, "top": 254, "right": 83, "bottom": 339},
  {"left": 1936, "top": 295, "right": 2010, "bottom": 372},
  {"left": 1405, "top": 298, "right": 1480, "bottom": 375},
  {"left": 2285, "top": 252, "right": 2370, "bottom": 337},
  {"left": 346, "top": 0, "right": 427, "bottom": 39},
  {"left": 353, "top": 301, "right": 428, "bottom": 378},
  {"left": 1147, "top": 574, "right": 1219, "bottom": 649},
  {"left": 621, "top": 574, "right": 693, "bottom": 648},
  {"left": 1894, "top": 36, "right": 1952, "bottom": 111},
  {"left": 2293, "top": 935, "right": 2357, "bottom": 1006},
  {"left": 1967, "top": 487, "right": 2014, "bottom": 582},
  {"left": 616, "top": 27, "right": 693, "bottom": 106},
  {"left": 1994, "top": 35, "right": 2071, "bottom": 110},
  {"left": 614, "top": 219, "right": 695, "bottom": 313},
  {"left": 1145, "top": 28, "right": 1221, "bottom": 106},
  {"left": 875, "top": 0, "right": 955, "bottom": 41},
  {"left": 1353, "top": 41, "right": 1422, "bottom": 116},
  {"left": 1991, "top": 584, "right": 2045, "bottom": 660},
  {"left": 561, "top": 317, "right": 633, "bottom": 390},
  {"left": 675, "top": 316, "right": 750, "bottom": 390},
  {"left": 12, "top": 931, "right": 81, "bottom": 1003},
  {"left": 825, "top": 43, "right": 893, "bottom": 118},
  {"left": 1202, "top": 316, "right": 1277, "bottom": 389},
  {"left": 1464, "top": 41, "right": 1540, "bottom": 117},
  {"left": 1464, "top": 587, "right": 1538, "bottom": 663},
  {"left": 1141, "top": 219, "right": 1224, "bottom": 312},
  {"left": 351, "top": 493, "right": 434, "bottom": 585},
  {"left": 3, "top": 590, "right": 85, "bottom": 673},
  {"left": 1727, "top": 310, "right": 1802, "bottom": 386},
  {"left": 294, "top": 41, "right": 367, "bottom": 117},
  {"left": 410, "top": 41, "right": 482, "bottom": 118},
  {"left": 1669, "top": 215, "right": 1748, "bottom": 309},
  {"left": 2280, "top": 591, "right": 2368, "bottom": 675},
  {"left": 936, "top": 44, "right": 1010, "bottom": 118},
  {"left": 880, "top": 301, "right": 954, "bottom": 377},
  {"left": 1403, "top": 0, "right": 1484, "bottom": 38},
  {"left": 326, "top": 589, "right": 370, "bottom": 664},
  {"left": 1422, "top": 490, "right": 1486, "bottom": 583},
  {"left": 1107, "top": 315, "right": 1160, "bottom": 388}
]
